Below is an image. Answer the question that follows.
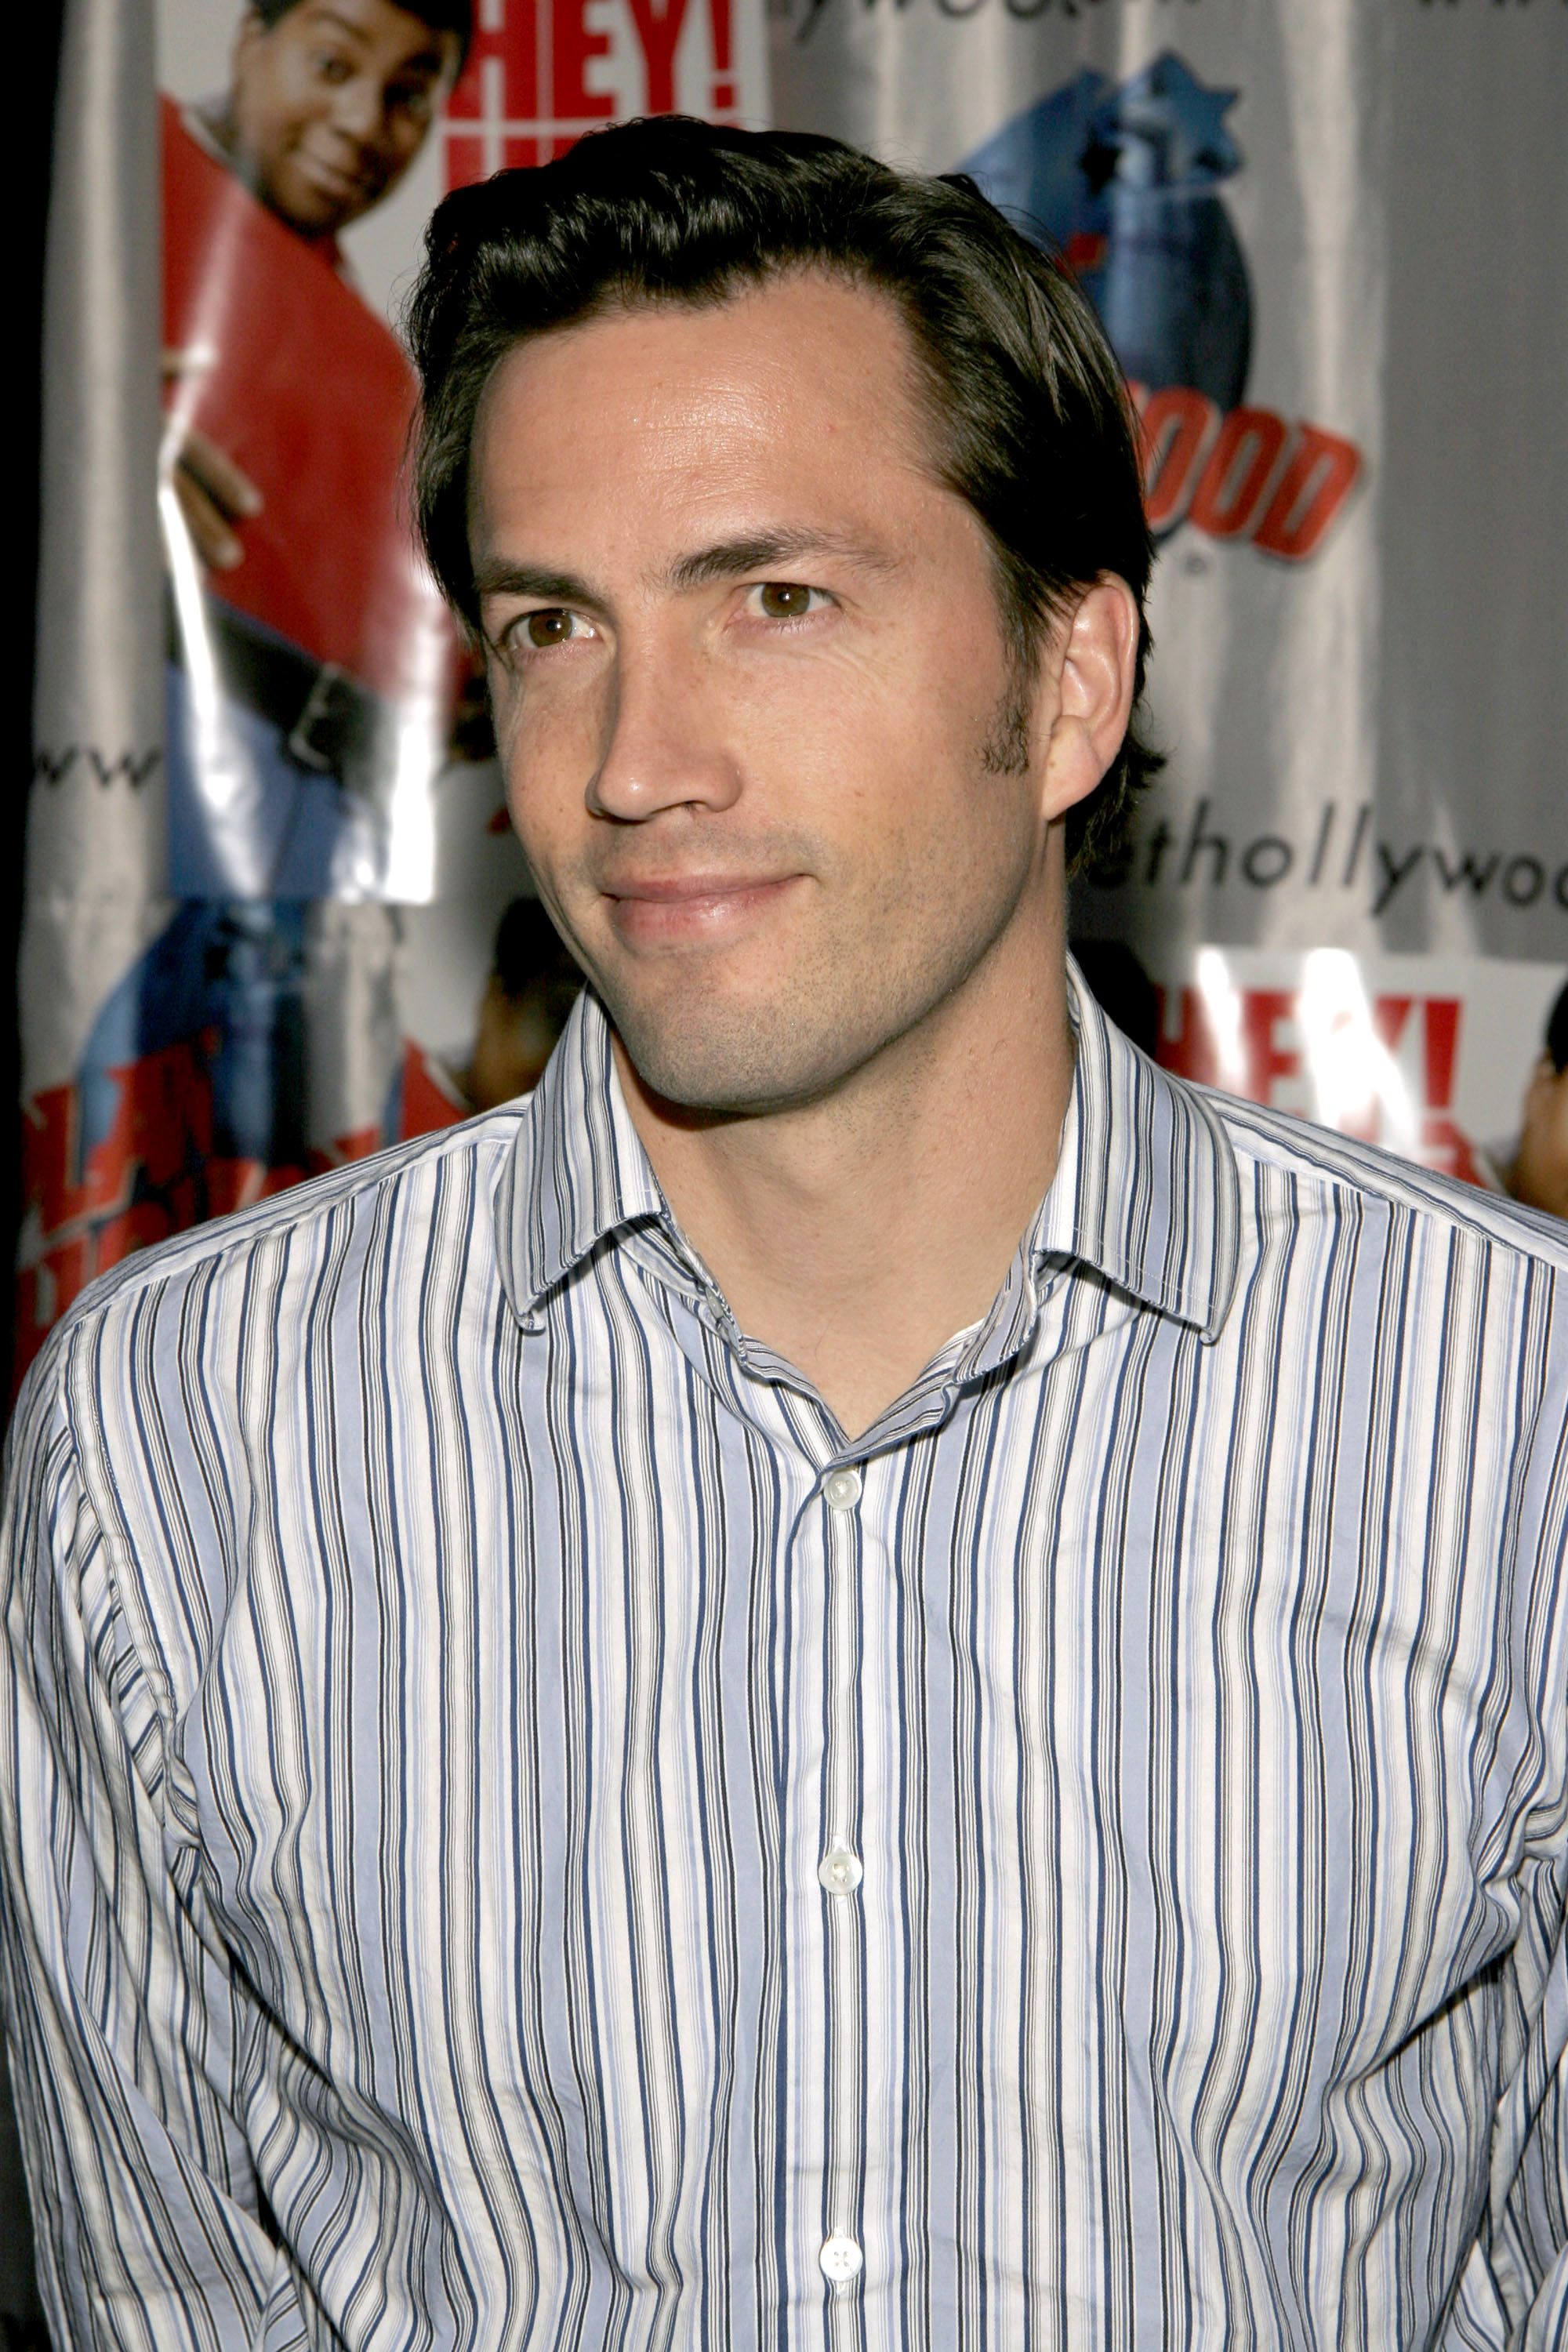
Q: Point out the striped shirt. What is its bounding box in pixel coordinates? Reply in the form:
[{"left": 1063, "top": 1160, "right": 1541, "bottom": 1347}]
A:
[{"left": 3, "top": 974, "right": 1567, "bottom": 2351}]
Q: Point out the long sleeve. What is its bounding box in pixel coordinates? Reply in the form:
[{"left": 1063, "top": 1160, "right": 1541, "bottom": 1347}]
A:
[
  {"left": 1443, "top": 1315, "right": 1568, "bottom": 2352},
  {"left": 0, "top": 1350, "right": 303, "bottom": 2350},
  {"left": 1459, "top": 1850, "right": 1568, "bottom": 2349}
]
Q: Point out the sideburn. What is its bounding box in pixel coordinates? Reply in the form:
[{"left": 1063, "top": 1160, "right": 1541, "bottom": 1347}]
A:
[{"left": 978, "top": 671, "right": 1033, "bottom": 778}]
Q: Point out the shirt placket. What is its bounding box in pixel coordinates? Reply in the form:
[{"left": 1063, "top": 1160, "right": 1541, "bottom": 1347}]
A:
[
  {"left": 649, "top": 1257, "right": 1041, "bottom": 2342},
  {"left": 816, "top": 1455, "right": 869, "bottom": 2334}
]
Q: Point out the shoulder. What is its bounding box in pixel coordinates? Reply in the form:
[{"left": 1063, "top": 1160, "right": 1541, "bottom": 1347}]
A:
[
  {"left": 20, "top": 1103, "right": 536, "bottom": 1421},
  {"left": 1201, "top": 1080, "right": 1568, "bottom": 1276}
]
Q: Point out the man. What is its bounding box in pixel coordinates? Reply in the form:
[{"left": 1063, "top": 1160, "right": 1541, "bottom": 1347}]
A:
[{"left": 3, "top": 119, "right": 1566, "bottom": 2347}]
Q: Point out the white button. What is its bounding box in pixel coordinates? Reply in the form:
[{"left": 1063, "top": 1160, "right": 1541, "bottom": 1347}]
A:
[
  {"left": 818, "top": 1839, "right": 863, "bottom": 1895},
  {"left": 823, "top": 1468, "right": 862, "bottom": 1511},
  {"left": 819, "top": 2234, "right": 863, "bottom": 2285}
]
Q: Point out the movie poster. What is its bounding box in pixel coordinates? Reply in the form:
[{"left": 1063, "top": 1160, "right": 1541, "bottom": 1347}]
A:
[
  {"left": 774, "top": 0, "right": 1566, "bottom": 1181},
  {"left": 20, "top": 0, "right": 768, "bottom": 1385}
]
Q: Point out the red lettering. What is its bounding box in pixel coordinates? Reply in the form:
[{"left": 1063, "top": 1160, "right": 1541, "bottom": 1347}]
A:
[
  {"left": 23, "top": 1087, "right": 90, "bottom": 1239},
  {"left": 96, "top": 1203, "right": 180, "bottom": 1278},
  {"left": 205, "top": 1161, "right": 307, "bottom": 1221},
  {"left": 1421, "top": 998, "right": 1461, "bottom": 1112},
  {"left": 1370, "top": 996, "right": 1414, "bottom": 1057},
  {"left": 707, "top": 0, "right": 733, "bottom": 109},
  {"left": 22, "top": 1043, "right": 216, "bottom": 1242},
  {"left": 1252, "top": 424, "right": 1362, "bottom": 561},
  {"left": 11, "top": 1038, "right": 401, "bottom": 1389},
  {"left": 1139, "top": 388, "right": 1219, "bottom": 535},
  {"left": 1189, "top": 406, "right": 1287, "bottom": 540},
  {"left": 445, "top": 136, "right": 487, "bottom": 188},
  {"left": 626, "top": 0, "right": 695, "bottom": 114},
  {"left": 448, "top": 0, "right": 539, "bottom": 121},
  {"left": 443, "top": 1, "right": 542, "bottom": 186},
  {"left": 1154, "top": 986, "right": 1221, "bottom": 1089},
  {"left": 397, "top": 1043, "right": 469, "bottom": 1142},
  {"left": 1420, "top": 1116, "right": 1484, "bottom": 1188},
  {"left": 1239, "top": 990, "right": 1301, "bottom": 1103},
  {"left": 318, "top": 1123, "right": 384, "bottom": 1171},
  {"left": 554, "top": 0, "right": 614, "bottom": 122},
  {"left": 1157, "top": 985, "right": 1302, "bottom": 1105}
]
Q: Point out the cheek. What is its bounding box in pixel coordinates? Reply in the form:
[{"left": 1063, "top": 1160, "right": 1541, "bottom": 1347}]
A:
[
  {"left": 493, "top": 670, "right": 602, "bottom": 779},
  {"left": 805, "top": 648, "right": 1011, "bottom": 838},
  {"left": 384, "top": 114, "right": 430, "bottom": 162},
  {"left": 262, "top": 62, "right": 324, "bottom": 140},
  {"left": 499, "top": 695, "right": 604, "bottom": 853},
  {"left": 811, "top": 609, "right": 1008, "bottom": 781},
  {"left": 731, "top": 637, "right": 960, "bottom": 794}
]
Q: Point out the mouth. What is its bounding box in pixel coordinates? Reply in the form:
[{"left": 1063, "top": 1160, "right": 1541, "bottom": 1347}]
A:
[
  {"left": 599, "top": 871, "right": 804, "bottom": 949},
  {"left": 295, "top": 148, "right": 376, "bottom": 206}
]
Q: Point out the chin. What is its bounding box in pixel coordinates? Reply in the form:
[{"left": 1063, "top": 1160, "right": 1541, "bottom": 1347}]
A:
[
  {"left": 609, "top": 990, "right": 858, "bottom": 1116},
  {"left": 270, "top": 182, "right": 343, "bottom": 237}
]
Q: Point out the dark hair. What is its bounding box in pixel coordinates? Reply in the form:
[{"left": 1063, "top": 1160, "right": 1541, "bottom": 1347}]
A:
[
  {"left": 406, "top": 115, "right": 1160, "bottom": 869},
  {"left": 1070, "top": 938, "right": 1158, "bottom": 1059},
  {"left": 1546, "top": 982, "right": 1568, "bottom": 1076},
  {"left": 251, "top": 0, "right": 473, "bottom": 64}
]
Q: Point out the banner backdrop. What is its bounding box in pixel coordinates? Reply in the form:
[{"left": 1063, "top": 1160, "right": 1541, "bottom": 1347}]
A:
[
  {"left": 775, "top": 0, "right": 1566, "bottom": 1178},
  {"left": 21, "top": 0, "right": 1565, "bottom": 1388},
  {"left": 20, "top": 0, "right": 768, "bottom": 1385}
]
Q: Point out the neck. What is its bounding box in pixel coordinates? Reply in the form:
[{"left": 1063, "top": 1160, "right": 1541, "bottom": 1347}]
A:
[{"left": 612, "top": 910, "right": 1076, "bottom": 1443}]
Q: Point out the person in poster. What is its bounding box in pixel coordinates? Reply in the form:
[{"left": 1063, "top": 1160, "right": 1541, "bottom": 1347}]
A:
[
  {"left": 68, "top": 0, "right": 474, "bottom": 1258},
  {"left": 162, "top": 0, "right": 470, "bottom": 904}
]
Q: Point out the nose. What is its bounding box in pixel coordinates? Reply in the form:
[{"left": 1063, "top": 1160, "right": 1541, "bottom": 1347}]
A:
[
  {"left": 329, "top": 73, "right": 385, "bottom": 150},
  {"left": 586, "top": 634, "right": 742, "bottom": 824}
]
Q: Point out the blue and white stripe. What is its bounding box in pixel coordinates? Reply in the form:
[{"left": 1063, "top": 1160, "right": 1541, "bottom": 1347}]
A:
[{"left": 2, "top": 973, "right": 1566, "bottom": 2349}]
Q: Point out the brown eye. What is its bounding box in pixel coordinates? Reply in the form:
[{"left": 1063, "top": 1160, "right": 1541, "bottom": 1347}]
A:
[
  {"left": 757, "top": 583, "right": 814, "bottom": 619},
  {"left": 524, "top": 610, "right": 575, "bottom": 648}
]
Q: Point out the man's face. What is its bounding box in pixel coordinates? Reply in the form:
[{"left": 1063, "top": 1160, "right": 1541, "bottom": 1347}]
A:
[
  {"left": 470, "top": 277, "right": 1072, "bottom": 1117},
  {"left": 230, "top": 0, "right": 459, "bottom": 241}
]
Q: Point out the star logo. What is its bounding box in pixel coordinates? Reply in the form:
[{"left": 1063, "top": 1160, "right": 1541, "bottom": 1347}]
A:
[{"left": 1087, "top": 53, "right": 1243, "bottom": 194}]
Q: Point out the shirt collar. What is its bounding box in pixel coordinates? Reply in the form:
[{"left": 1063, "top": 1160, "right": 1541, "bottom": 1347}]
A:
[
  {"left": 1039, "top": 958, "right": 1240, "bottom": 1341},
  {"left": 497, "top": 967, "right": 1240, "bottom": 1345},
  {"left": 496, "top": 988, "right": 671, "bottom": 1325}
]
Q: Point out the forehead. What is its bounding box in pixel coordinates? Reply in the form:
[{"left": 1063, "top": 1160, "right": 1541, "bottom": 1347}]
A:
[
  {"left": 266, "top": 0, "right": 452, "bottom": 66},
  {"left": 470, "top": 275, "right": 940, "bottom": 543}
]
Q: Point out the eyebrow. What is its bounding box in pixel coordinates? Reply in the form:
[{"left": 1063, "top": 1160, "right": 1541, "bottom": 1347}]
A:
[
  {"left": 310, "top": 8, "right": 373, "bottom": 47},
  {"left": 662, "top": 528, "right": 896, "bottom": 592},
  {"left": 471, "top": 531, "right": 895, "bottom": 613},
  {"left": 471, "top": 561, "right": 597, "bottom": 608}
]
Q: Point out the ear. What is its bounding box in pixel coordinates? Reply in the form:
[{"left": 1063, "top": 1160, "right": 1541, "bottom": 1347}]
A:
[{"left": 1037, "top": 575, "right": 1141, "bottom": 825}]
